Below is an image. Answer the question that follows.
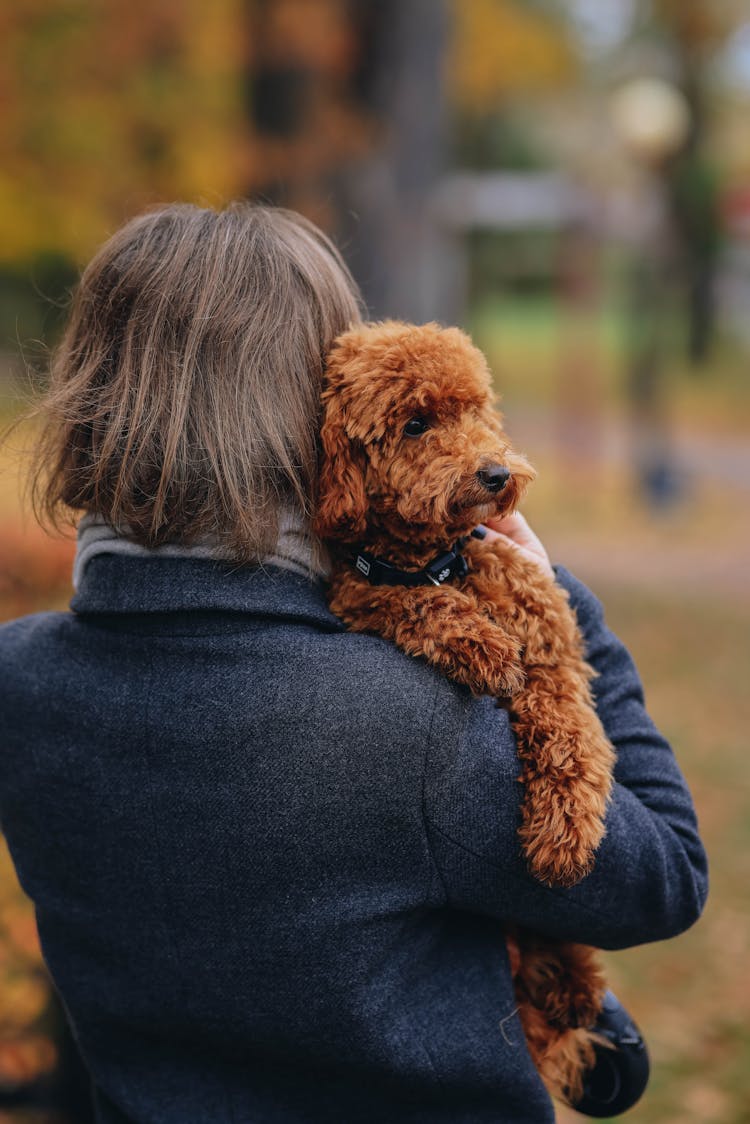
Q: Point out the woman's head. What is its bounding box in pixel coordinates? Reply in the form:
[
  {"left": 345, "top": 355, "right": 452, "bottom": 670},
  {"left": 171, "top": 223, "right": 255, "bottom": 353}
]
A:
[{"left": 32, "top": 202, "right": 362, "bottom": 561}]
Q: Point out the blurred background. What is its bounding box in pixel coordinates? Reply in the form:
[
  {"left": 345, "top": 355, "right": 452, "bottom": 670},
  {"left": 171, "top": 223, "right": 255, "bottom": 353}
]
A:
[{"left": 0, "top": 1, "right": 748, "bottom": 1121}]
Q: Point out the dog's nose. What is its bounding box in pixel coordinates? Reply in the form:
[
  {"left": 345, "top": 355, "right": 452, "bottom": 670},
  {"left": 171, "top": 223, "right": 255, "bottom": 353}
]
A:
[{"left": 477, "top": 464, "right": 511, "bottom": 493}]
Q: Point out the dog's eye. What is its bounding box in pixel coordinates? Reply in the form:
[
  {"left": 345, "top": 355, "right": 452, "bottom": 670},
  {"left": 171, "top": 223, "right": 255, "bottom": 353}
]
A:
[{"left": 403, "top": 417, "right": 430, "bottom": 437}]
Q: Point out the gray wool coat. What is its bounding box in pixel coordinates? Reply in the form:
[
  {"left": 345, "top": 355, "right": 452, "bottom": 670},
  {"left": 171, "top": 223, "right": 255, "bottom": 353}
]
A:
[{"left": 0, "top": 555, "right": 707, "bottom": 1123}]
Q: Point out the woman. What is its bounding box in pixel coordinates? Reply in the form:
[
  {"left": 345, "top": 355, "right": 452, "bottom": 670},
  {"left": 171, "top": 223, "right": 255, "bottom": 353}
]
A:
[{"left": 0, "top": 203, "right": 707, "bottom": 1123}]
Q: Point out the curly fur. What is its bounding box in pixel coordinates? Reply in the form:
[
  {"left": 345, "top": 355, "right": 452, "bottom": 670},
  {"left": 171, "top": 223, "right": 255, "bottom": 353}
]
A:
[{"left": 315, "top": 320, "right": 616, "bottom": 1106}]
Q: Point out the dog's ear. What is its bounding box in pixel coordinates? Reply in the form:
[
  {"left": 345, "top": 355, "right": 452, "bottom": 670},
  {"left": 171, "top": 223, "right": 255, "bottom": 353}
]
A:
[{"left": 314, "top": 409, "right": 368, "bottom": 541}]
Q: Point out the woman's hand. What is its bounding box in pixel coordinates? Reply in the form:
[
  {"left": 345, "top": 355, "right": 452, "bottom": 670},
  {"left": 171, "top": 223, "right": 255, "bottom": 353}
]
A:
[{"left": 481, "top": 512, "right": 555, "bottom": 580}]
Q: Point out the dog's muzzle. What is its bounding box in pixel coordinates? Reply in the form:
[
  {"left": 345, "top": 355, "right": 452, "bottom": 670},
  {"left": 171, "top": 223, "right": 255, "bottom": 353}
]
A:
[{"left": 476, "top": 464, "right": 511, "bottom": 493}]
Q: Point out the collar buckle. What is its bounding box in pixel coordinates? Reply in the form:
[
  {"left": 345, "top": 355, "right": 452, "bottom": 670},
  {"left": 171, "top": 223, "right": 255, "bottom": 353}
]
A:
[{"left": 351, "top": 538, "right": 472, "bottom": 588}]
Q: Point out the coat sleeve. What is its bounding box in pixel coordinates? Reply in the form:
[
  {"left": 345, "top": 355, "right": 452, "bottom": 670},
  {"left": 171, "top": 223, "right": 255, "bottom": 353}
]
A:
[{"left": 422, "top": 566, "right": 709, "bottom": 950}]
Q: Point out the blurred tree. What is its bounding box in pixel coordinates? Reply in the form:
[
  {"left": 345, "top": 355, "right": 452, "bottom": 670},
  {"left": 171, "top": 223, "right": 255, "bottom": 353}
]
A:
[
  {"left": 446, "top": 1, "right": 579, "bottom": 318},
  {"left": 0, "top": 0, "right": 583, "bottom": 332},
  {"left": 449, "top": 0, "right": 576, "bottom": 111},
  {"left": 448, "top": 0, "right": 577, "bottom": 184},
  {"left": 239, "top": 0, "right": 374, "bottom": 259},
  {"left": 652, "top": 0, "right": 729, "bottom": 365},
  {"left": 0, "top": 0, "right": 248, "bottom": 359},
  {"left": 0, "top": 0, "right": 246, "bottom": 265},
  {"left": 237, "top": 0, "right": 454, "bottom": 318},
  {"left": 240, "top": 0, "right": 449, "bottom": 320},
  {"left": 336, "top": 0, "right": 450, "bottom": 320}
]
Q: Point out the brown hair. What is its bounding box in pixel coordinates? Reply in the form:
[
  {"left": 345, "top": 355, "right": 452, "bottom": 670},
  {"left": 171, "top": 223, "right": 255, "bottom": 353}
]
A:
[{"left": 30, "top": 202, "right": 362, "bottom": 562}]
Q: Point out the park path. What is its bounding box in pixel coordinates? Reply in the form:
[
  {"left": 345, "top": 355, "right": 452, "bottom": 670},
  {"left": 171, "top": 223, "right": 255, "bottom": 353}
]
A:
[
  {"left": 509, "top": 406, "right": 750, "bottom": 491},
  {"left": 508, "top": 407, "right": 750, "bottom": 601}
]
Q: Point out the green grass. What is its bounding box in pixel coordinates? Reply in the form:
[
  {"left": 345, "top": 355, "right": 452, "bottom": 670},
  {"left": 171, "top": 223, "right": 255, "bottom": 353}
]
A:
[{"left": 469, "top": 292, "right": 750, "bottom": 435}]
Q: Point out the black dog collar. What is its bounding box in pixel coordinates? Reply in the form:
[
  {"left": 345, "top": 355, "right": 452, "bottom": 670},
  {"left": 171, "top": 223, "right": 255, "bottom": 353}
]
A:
[{"left": 351, "top": 527, "right": 486, "bottom": 588}]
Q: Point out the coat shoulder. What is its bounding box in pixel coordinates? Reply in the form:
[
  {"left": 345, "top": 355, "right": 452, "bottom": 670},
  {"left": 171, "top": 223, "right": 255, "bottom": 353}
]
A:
[{"left": 0, "top": 611, "right": 74, "bottom": 667}]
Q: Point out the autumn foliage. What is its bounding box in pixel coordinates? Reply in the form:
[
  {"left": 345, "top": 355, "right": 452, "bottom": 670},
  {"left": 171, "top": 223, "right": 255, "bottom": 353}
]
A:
[
  {"left": 0, "top": 843, "right": 57, "bottom": 1097},
  {"left": 0, "top": 516, "right": 74, "bottom": 1106},
  {"left": 0, "top": 520, "right": 74, "bottom": 622}
]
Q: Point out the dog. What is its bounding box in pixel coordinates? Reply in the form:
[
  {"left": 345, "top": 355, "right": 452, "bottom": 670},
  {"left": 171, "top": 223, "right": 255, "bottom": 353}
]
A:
[{"left": 313, "top": 319, "right": 618, "bottom": 1107}]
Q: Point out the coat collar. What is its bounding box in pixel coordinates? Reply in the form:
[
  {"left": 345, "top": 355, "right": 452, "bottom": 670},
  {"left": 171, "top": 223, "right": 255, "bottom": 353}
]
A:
[{"left": 70, "top": 554, "right": 344, "bottom": 632}]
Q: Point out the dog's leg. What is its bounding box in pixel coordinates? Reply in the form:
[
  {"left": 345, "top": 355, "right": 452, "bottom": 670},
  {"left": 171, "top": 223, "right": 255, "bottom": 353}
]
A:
[
  {"left": 509, "top": 930, "right": 607, "bottom": 1106},
  {"left": 467, "top": 544, "right": 616, "bottom": 1102},
  {"left": 393, "top": 593, "right": 527, "bottom": 699},
  {"left": 511, "top": 658, "right": 614, "bottom": 887},
  {"left": 466, "top": 542, "right": 615, "bottom": 886},
  {"left": 328, "top": 572, "right": 525, "bottom": 699}
]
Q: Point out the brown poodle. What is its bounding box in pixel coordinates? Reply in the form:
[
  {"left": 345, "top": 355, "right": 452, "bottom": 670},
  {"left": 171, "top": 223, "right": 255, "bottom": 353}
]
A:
[{"left": 314, "top": 320, "right": 616, "bottom": 1106}]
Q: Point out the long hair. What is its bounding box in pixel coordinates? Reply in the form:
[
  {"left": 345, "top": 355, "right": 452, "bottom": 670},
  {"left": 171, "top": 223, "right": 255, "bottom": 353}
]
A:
[{"left": 30, "top": 202, "right": 363, "bottom": 563}]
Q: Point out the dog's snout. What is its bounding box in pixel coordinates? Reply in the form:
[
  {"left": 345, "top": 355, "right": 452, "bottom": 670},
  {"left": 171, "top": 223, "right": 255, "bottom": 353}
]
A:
[{"left": 477, "top": 464, "right": 511, "bottom": 493}]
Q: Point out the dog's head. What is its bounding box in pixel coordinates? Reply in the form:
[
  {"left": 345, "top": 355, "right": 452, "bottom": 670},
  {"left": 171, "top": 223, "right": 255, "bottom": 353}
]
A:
[{"left": 315, "top": 320, "right": 536, "bottom": 545}]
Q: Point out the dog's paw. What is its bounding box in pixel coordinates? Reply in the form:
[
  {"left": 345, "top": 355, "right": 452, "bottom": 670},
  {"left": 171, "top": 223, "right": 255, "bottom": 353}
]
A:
[
  {"left": 514, "top": 941, "right": 605, "bottom": 1035},
  {"left": 526, "top": 842, "right": 596, "bottom": 888},
  {"left": 491, "top": 662, "right": 527, "bottom": 701},
  {"left": 451, "top": 632, "right": 525, "bottom": 698},
  {"left": 520, "top": 807, "right": 604, "bottom": 888}
]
